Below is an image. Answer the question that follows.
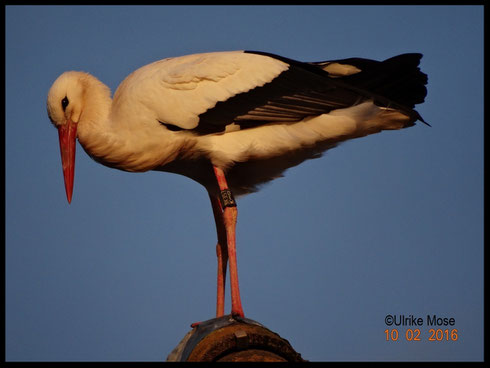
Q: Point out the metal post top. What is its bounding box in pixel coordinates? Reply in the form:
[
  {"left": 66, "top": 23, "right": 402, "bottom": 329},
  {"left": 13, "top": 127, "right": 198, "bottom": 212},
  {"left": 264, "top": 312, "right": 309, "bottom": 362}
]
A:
[{"left": 167, "top": 314, "right": 305, "bottom": 362}]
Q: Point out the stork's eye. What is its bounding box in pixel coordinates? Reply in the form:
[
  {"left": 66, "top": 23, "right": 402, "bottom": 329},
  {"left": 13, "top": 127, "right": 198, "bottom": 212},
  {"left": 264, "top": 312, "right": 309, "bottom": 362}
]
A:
[{"left": 61, "top": 97, "right": 69, "bottom": 111}]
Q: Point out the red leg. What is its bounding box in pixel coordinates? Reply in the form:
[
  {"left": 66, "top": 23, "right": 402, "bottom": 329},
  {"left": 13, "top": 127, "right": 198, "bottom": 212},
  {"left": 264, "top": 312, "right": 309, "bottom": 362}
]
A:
[
  {"left": 213, "top": 166, "right": 244, "bottom": 318},
  {"left": 209, "top": 194, "right": 228, "bottom": 318}
]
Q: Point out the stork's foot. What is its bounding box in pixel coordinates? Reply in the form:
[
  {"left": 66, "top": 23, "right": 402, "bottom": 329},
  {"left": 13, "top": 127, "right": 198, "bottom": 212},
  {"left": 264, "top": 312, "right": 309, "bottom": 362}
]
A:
[{"left": 231, "top": 310, "right": 245, "bottom": 319}]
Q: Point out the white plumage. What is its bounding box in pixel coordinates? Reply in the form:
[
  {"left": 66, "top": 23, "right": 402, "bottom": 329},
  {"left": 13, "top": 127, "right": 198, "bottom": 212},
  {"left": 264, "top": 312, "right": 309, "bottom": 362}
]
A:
[{"left": 46, "top": 50, "right": 428, "bottom": 318}]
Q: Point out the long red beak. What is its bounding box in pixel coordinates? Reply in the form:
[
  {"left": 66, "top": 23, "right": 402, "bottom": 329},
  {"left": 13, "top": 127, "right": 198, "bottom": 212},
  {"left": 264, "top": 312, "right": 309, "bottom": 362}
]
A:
[{"left": 57, "top": 119, "right": 78, "bottom": 203}]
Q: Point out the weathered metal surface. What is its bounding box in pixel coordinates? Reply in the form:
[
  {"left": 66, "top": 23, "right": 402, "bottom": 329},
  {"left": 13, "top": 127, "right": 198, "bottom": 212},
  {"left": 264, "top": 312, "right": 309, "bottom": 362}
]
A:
[
  {"left": 167, "top": 314, "right": 305, "bottom": 362},
  {"left": 217, "top": 349, "right": 287, "bottom": 362}
]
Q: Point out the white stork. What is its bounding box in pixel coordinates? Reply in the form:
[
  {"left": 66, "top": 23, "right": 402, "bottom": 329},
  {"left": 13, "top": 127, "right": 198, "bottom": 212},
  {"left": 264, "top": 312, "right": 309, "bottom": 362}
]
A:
[{"left": 46, "top": 50, "right": 428, "bottom": 319}]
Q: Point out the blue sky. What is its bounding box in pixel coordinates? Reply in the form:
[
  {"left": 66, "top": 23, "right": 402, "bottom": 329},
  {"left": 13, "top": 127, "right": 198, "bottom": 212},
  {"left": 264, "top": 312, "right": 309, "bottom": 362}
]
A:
[{"left": 5, "top": 5, "right": 483, "bottom": 362}]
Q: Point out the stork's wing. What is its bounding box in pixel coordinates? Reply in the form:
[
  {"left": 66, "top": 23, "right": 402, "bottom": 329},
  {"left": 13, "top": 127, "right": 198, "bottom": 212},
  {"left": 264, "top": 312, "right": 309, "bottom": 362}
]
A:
[{"left": 117, "top": 50, "right": 427, "bottom": 135}]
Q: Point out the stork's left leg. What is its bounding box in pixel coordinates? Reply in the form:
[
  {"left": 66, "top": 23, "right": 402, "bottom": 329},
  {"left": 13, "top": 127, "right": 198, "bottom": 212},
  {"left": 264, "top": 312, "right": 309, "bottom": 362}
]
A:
[
  {"left": 213, "top": 166, "right": 245, "bottom": 318},
  {"left": 209, "top": 193, "right": 228, "bottom": 318}
]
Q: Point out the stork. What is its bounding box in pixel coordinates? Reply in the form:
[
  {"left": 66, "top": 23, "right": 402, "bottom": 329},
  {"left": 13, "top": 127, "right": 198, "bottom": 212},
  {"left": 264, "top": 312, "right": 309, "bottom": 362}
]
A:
[{"left": 46, "top": 50, "right": 428, "bottom": 319}]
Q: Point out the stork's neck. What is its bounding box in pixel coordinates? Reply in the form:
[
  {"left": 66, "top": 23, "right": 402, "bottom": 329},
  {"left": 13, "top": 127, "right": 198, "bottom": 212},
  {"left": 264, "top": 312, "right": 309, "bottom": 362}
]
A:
[
  {"left": 75, "top": 74, "right": 190, "bottom": 172},
  {"left": 74, "top": 76, "right": 123, "bottom": 168}
]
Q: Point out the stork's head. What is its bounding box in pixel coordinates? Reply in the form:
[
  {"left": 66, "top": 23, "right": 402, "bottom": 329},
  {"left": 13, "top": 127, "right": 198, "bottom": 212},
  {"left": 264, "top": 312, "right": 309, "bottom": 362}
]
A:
[{"left": 47, "top": 71, "right": 88, "bottom": 203}]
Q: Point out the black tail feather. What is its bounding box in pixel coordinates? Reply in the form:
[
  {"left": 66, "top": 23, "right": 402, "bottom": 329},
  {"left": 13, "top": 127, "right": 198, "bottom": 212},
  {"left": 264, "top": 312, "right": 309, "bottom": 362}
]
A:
[{"left": 333, "top": 53, "right": 428, "bottom": 110}]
